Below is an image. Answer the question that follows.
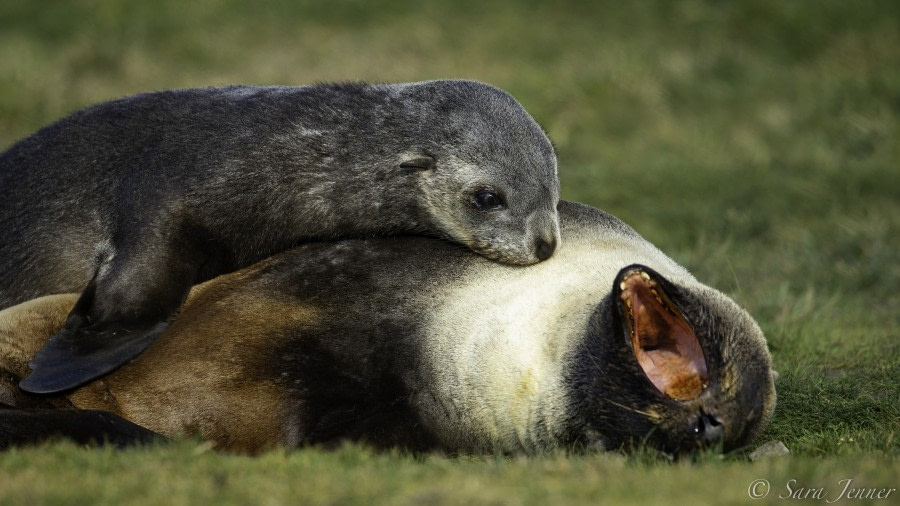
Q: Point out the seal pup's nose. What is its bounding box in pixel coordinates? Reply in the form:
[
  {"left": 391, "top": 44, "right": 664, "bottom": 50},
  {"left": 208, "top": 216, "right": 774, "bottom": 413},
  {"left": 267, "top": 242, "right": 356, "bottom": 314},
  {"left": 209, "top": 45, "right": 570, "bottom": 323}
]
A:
[
  {"left": 535, "top": 238, "right": 557, "bottom": 261},
  {"left": 695, "top": 412, "right": 725, "bottom": 447}
]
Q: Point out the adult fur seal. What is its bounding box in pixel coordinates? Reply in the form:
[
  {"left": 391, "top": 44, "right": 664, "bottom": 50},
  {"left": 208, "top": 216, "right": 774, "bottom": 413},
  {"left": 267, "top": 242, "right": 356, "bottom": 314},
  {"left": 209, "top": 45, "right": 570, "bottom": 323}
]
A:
[
  {"left": 0, "top": 202, "right": 775, "bottom": 454},
  {"left": 0, "top": 80, "right": 561, "bottom": 394}
]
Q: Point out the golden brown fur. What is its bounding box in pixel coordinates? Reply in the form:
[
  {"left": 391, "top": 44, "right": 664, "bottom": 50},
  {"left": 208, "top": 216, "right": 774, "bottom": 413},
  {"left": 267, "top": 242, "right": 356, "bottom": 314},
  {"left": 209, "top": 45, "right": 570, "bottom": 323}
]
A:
[{"left": 0, "top": 267, "right": 319, "bottom": 452}]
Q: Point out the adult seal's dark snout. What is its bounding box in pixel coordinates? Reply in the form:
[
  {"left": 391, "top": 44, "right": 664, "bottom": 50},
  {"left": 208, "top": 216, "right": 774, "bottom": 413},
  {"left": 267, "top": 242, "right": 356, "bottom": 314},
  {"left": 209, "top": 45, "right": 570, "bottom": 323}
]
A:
[{"left": 0, "top": 80, "right": 560, "bottom": 393}]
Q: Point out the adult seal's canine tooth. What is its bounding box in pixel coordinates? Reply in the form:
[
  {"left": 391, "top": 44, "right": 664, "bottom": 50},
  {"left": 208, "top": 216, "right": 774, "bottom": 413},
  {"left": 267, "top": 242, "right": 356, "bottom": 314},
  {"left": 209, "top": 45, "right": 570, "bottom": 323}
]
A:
[
  {"left": 0, "top": 202, "right": 775, "bottom": 454},
  {"left": 0, "top": 80, "right": 560, "bottom": 393}
]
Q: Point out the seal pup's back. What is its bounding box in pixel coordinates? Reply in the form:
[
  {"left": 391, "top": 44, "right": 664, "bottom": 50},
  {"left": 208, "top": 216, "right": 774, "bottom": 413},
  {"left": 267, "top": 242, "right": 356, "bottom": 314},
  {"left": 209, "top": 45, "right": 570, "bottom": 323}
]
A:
[{"left": 0, "top": 80, "right": 560, "bottom": 393}]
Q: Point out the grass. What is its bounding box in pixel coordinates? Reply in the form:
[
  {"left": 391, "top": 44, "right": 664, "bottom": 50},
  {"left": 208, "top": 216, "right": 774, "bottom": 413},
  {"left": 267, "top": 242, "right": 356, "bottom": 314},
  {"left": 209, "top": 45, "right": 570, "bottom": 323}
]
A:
[
  {"left": 0, "top": 0, "right": 897, "bottom": 503},
  {"left": 0, "top": 442, "right": 896, "bottom": 505}
]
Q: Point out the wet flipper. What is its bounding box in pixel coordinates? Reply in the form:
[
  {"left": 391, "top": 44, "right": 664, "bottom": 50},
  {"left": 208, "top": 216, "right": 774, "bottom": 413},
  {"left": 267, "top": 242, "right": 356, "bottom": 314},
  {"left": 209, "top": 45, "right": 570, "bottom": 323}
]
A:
[{"left": 19, "top": 321, "right": 169, "bottom": 394}]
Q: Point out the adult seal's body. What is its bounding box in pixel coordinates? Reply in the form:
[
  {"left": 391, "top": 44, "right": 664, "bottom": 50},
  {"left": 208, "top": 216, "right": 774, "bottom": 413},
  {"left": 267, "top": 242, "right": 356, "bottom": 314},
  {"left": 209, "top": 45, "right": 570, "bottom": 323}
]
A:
[
  {"left": 0, "top": 80, "right": 560, "bottom": 394},
  {"left": 0, "top": 202, "right": 776, "bottom": 454}
]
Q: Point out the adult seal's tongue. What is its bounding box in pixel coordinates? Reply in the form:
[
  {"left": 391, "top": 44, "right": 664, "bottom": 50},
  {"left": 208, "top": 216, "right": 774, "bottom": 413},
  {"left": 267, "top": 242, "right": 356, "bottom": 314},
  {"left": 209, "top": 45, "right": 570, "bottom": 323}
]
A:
[{"left": 619, "top": 269, "right": 708, "bottom": 401}]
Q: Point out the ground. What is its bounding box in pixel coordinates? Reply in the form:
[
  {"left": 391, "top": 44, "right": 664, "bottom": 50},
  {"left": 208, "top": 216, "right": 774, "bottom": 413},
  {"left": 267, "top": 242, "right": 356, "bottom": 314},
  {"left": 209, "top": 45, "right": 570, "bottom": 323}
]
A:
[{"left": 0, "top": 0, "right": 897, "bottom": 504}]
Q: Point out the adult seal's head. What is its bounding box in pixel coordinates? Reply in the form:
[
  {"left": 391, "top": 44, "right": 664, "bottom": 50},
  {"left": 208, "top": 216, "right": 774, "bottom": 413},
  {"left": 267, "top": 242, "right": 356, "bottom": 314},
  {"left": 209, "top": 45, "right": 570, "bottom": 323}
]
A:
[
  {"left": 567, "top": 264, "right": 776, "bottom": 454},
  {"left": 391, "top": 80, "right": 560, "bottom": 265}
]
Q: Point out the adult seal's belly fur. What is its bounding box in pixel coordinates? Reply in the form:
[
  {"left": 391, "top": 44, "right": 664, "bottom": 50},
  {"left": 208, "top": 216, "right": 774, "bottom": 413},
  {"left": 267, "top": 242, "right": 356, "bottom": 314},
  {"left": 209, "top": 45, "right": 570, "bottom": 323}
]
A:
[
  {"left": 0, "top": 80, "right": 560, "bottom": 393},
  {"left": 0, "top": 202, "right": 776, "bottom": 454}
]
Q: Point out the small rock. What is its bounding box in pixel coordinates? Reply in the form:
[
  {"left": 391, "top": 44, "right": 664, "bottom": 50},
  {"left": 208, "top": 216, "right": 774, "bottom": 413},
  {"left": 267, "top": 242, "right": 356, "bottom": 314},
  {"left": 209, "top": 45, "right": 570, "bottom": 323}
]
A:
[{"left": 749, "top": 440, "right": 790, "bottom": 461}]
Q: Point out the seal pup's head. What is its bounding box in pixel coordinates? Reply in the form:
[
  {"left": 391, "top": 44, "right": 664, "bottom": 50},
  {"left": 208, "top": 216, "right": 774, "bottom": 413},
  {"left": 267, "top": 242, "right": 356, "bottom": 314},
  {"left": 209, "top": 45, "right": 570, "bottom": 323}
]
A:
[
  {"left": 394, "top": 80, "right": 560, "bottom": 265},
  {"left": 570, "top": 264, "right": 777, "bottom": 454}
]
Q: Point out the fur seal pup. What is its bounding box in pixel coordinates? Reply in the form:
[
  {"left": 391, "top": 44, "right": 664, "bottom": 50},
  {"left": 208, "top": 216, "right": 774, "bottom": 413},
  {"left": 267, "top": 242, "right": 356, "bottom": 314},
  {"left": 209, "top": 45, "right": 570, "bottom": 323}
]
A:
[
  {"left": 0, "top": 80, "right": 561, "bottom": 394},
  {"left": 0, "top": 201, "right": 775, "bottom": 454}
]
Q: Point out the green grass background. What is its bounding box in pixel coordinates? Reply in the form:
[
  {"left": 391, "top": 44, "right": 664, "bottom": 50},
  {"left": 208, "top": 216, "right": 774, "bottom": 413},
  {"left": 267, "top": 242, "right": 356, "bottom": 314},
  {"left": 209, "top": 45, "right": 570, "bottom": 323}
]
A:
[{"left": 0, "top": 0, "right": 897, "bottom": 503}]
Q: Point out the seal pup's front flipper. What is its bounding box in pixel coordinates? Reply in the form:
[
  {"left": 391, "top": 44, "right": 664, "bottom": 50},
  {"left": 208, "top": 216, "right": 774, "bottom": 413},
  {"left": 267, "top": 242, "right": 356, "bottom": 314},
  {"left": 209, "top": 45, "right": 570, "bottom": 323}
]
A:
[
  {"left": 19, "top": 321, "right": 169, "bottom": 394},
  {"left": 19, "top": 243, "right": 196, "bottom": 394}
]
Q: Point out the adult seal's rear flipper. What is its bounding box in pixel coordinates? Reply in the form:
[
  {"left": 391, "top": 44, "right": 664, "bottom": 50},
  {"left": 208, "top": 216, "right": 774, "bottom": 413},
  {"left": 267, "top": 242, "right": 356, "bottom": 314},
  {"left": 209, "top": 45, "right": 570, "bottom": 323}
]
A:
[
  {"left": 19, "top": 320, "right": 169, "bottom": 394},
  {"left": 0, "top": 408, "right": 166, "bottom": 449}
]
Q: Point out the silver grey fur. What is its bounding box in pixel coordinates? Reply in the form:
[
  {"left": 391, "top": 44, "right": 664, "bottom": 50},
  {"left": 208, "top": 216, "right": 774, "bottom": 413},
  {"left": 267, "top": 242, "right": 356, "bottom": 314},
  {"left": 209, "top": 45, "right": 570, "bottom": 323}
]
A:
[{"left": 0, "top": 79, "right": 559, "bottom": 321}]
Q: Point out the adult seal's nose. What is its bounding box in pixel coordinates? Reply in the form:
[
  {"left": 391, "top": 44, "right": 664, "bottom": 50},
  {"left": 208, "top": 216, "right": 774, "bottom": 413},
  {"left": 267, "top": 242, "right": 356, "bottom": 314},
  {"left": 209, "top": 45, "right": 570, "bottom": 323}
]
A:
[
  {"left": 535, "top": 238, "right": 557, "bottom": 261},
  {"left": 695, "top": 412, "right": 725, "bottom": 446}
]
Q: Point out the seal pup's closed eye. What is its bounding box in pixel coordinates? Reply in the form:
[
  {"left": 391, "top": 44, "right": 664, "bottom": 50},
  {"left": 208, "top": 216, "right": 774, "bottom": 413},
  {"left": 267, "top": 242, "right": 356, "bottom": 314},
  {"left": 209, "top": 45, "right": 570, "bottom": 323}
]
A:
[{"left": 0, "top": 80, "right": 560, "bottom": 393}]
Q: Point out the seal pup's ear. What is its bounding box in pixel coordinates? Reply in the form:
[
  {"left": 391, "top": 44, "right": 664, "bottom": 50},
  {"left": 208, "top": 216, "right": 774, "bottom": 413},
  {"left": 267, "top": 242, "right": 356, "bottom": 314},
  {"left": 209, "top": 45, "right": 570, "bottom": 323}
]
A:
[{"left": 399, "top": 156, "right": 436, "bottom": 171}]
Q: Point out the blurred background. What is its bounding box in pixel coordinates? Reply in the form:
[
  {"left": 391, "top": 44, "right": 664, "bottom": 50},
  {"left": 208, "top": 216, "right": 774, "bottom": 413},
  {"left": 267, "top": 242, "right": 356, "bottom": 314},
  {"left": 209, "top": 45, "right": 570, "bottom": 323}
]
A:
[{"left": 0, "top": 0, "right": 897, "bottom": 450}]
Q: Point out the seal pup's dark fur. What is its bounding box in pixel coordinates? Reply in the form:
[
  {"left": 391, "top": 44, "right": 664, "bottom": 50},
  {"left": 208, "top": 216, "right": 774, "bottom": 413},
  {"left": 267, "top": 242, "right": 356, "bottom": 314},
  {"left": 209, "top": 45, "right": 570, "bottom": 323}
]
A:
[{"left": 0, "top": 80, "right": 560, "bottom": 393}]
